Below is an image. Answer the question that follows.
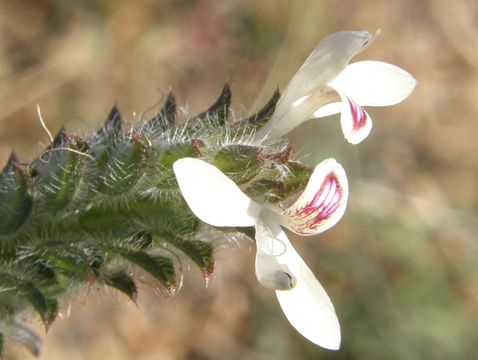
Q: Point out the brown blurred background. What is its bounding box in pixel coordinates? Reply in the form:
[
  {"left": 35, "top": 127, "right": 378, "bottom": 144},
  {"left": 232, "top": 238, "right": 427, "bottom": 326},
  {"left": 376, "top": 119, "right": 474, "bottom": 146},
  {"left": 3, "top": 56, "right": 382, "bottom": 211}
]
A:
[{"left": 1, "top": 0, "right": 478, "bottom": 359}]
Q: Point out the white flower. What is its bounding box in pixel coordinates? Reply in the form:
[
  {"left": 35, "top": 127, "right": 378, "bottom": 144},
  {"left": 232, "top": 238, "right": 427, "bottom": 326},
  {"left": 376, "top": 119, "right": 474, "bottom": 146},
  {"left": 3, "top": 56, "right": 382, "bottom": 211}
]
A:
[
  {"left": 173, "top": 157, "right": 349, "bottom": 350},
  {"left": 258, "top": 30, "right": 417, "bottom": 144}
]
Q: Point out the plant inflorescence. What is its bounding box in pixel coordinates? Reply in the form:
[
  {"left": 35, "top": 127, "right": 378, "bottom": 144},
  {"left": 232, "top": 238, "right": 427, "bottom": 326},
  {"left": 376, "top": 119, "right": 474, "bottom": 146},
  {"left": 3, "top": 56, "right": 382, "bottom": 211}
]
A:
[{"left": 0, "top": 85, "right": 312, "bottom": 356}]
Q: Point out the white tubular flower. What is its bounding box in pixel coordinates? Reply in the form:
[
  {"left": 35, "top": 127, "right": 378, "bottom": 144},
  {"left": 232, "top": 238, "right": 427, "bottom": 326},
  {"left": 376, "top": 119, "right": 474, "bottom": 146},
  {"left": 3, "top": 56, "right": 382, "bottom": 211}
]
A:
[
  {"left": 258, "top": 30, "right": 417, "bottom": 144},
  {"left": 173, "top": 157, "right": 349, "bottom": 350}
]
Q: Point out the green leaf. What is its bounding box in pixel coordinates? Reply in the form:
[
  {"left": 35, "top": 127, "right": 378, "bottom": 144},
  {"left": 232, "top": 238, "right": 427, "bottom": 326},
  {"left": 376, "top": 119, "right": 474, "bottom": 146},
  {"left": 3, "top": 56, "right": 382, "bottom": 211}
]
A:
[
  {"left": 115, "top": 248, "right": 176, "bottom": 290},
  {"left": 190, "top": 84, "right": 231, "bottom": 127},
  {"left": 159, "top": 140, "right": 205, "bottom": 169},
  {"left": 31, "top": 129, "right": 85, "bottom": 212},
  {"left": 12, "top": 252, "right": 58, "bottom": 286},
  {"left": 240, "top": 88, "right": 280, "bottom": 128},
  {"left": 131, "top": 198, "right": 199, "bottom": 237},
  {"left": 154, "top": 140, "right": 205, "bottom": 189},
  {"left": 0, "top": 153, "right": 32, "bottom": 235},
  {"left": 245, "top": 161, "right": 312, "bottom": 203},
  {"left": 125, "top": 231, "right": 153, "bottom": 250},
  {"left": 96, "top": 135, "right": 147, "bottom": 196},
  {"left": 0, "top": 273, "right": 50, "bottom": 327},
  {"left": 19, "top": 282, "right": 49, "bottom": 325},
  {"left": 88, "top": 106, "right": 123, "bottom": 161},
  {"left": 35, "top": 242, "right": 103, "bottom": 284},
  {"left": 143, "top": 92, "right": 176, "bottom": 135},
  {"left": 77, "top": 205, "right": 133, "bottom": 234},
  {"left": 102, "top": 270, "right": 138, "bottom": 304},
  {"left": 96, "top": 105, "right": 123, "bottom": 139},
  {"left": 45, "top": 298, "right": 58, "bottom": 330},
  {"left": 161, "top": 237, "right": 214, "bottom": 277},
  {"left": 212, "top": 145, "right": 263, "bottom": 184}
]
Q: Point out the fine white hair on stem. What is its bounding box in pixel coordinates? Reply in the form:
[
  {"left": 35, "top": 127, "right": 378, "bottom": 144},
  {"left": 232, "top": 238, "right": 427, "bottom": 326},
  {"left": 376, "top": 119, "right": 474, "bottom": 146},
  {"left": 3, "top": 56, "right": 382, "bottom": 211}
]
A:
[
  {"left": 36, "top": 104, "right": 54, "bottom": 143},
  {"left": 39, "top": 148, "right": 97, "bottom": 163}
]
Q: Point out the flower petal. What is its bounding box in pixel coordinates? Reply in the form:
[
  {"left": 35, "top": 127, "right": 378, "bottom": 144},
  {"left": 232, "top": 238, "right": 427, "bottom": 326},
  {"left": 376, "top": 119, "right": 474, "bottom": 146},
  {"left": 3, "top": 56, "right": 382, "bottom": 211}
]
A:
[
  {"left": 255, "top": 210, "right": 296, "bottom": 291},
  {"left": 260, "top": 31, "right": 374, "bottom": 138},
  {"left": 173, "top": 158, "right": 261, "bottom": 227},
  {"left": 253, "top": 209, "right": 341, "bottom": 349},
  {"left": 260, "top": 89, "right": 338, "bottom": 139},
  {"left": 274, "top": 227, "right": 341, "bottom": 349},
  {"left": 279, "top": 31, "right": 374, "bottom": 109},
  {"left": 282, "top": 158, "right": 348, "bottom": 235},
  {"left": 328, "top": 61, "right": 417, "bottom": 106},
  {"left": 338, "top": 95, "right": 373, "bottom": 144},
  {"left": 313, "top": 101, "right": 342, "bottom": 119}
]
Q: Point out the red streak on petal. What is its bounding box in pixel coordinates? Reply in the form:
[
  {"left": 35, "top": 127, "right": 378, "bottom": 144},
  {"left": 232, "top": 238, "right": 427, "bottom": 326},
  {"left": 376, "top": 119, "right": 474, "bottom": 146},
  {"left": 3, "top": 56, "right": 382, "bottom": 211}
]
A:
[
  {"left": 348, "top": 98, "right": 367, "bottom": 131},
  {"left": 287, "top": 173, "right": 343, "bottom": 232}
]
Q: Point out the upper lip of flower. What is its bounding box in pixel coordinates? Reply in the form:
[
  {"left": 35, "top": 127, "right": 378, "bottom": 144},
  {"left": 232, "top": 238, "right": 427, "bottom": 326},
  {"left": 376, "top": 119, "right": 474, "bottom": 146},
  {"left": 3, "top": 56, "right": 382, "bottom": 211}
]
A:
[
  {"left": 257, "top": 30, "right": 417, "bottom": 144},
  {"left": 173, "top": 157, "right": 349, "bottom": 350}
]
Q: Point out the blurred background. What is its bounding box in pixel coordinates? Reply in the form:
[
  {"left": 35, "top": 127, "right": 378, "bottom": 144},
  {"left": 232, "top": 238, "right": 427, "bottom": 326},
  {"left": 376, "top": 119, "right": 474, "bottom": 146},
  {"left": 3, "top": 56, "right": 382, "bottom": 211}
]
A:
[{"left": 1, "top": 0, "right": 477, "bottom": 358}]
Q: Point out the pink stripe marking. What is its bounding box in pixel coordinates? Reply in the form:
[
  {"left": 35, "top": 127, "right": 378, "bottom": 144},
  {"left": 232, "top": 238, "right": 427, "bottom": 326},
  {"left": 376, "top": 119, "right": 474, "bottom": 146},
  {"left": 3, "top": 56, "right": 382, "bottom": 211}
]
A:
[
  {"left": 288, "top": 172, "right": 343, "bottom": 231},
  {"left": 348, "top": 98, "right": 367, "bottom": 131}
]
